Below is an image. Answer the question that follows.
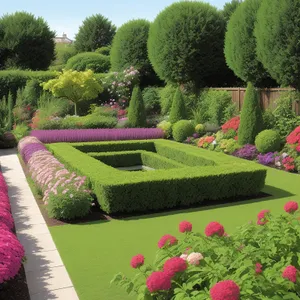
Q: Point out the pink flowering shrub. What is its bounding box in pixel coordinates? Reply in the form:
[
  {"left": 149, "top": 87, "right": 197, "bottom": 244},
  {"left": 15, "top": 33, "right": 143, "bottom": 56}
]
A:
[
  {"left": 0, "top": 172, "right": 25, "bottom": 284},
  {"left": 112, "top": 201, "right": 300, "bottom": 299},
  {"left": 18, "top": 136, "right": 93, "bottom": 220}
]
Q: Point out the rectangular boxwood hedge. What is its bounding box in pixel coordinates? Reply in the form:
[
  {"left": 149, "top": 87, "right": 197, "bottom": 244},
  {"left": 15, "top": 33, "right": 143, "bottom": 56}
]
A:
[{"left": 48, "top": 140, "right": 267, "bottom": 214}]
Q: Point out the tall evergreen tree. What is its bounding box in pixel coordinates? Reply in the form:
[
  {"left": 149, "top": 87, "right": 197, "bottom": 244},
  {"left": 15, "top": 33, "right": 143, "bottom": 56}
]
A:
[
  {"left": 128, "top": 86, "right": 147, "bottom": 128},
  {"left": 169, "top": 88, "right": 187, "bottom": 124}
]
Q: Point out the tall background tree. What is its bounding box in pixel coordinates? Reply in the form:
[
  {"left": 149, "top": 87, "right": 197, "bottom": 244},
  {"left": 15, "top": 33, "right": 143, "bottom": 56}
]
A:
[
  {"left": 224, "top": 0, "right": 276, "bottom": 87},
  {"left": 222, "top": 0, "right": 243, "bottom": 22},
  {"left": 74, "top": 14, "right": 116, "bottom": 52},
  {"left": 110, "top": 19, "right": 158, "bottom": 86},
  {"left": 255, "top": 0, "right": 300, "bottom": 89},
  {"left": 148, "top": 2, "right": 226, "bottom": 88},
  {"left": 0, "top": 11, "right": 55, "bottom": 70}
]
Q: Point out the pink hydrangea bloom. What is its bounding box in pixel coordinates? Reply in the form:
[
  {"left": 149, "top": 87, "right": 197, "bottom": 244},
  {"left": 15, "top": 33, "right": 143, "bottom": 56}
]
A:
[
  {"left": 158, "top": 234, "right": 178, "bottom": 248},
  {"left": 257, "top": 209, "right": 270, "bottom": 225},
  {"left": 284, "top": 201, "right": 299, "bottom": 214},
  {"left": 210, "top": 280, "right": 240, "bottom": 300},
  {"left": 187, "top": 252, "right": 203, "bottom": 265},
  {"left": 130, "top": 254, "right": 144, "bottom": 269},
  {"left": 205, "top": 222, "right": 225, "bottom": 237},
  {"left": 146, "top": 271, "right": 172, "bottom": 293},
  {"left": 163, "top": 257, "right": 187, "bottom": 277},
  {"left": 179, "top": 221, "right": 192, "bottom": 233},
  {"left": 180, "top": 253, "right": 188, "bottom": 260},
  {"left": 282, "top": 265, "right": 298, "bottom": 283}
]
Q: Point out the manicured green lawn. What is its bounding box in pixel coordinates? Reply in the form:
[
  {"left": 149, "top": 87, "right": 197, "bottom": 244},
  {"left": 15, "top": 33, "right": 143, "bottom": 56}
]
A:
[{"left": 49, "top": 167, "right": 299, "bottom": 300}]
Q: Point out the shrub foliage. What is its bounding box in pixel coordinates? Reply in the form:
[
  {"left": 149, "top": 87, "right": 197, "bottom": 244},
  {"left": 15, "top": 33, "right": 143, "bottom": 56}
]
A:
[
  {"left": 169, "top": 88, "right": 187, "bottom": 124},
  {"left": 172, "top": 120, "right": 194, "bottom": 142},
  {"left": 255, "top": 129, "right": 281, "bottom": 154},
  {"left": 74, "top": 14, "right": 116, "bottom": 52},
  {"left": 238, "top": 83, "right": 263, "bottom": 145},
  {"left": 128, "top": 86, "right": 147, "bottom": 128},
  {"left": 148, "top": 2, "right": 225, "bottom": 87}
]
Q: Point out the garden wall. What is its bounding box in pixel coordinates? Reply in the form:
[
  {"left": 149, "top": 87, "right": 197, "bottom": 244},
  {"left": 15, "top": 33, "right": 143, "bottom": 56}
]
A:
[{"left": 214, "top": 87, "right": 299, "bottom": 114}]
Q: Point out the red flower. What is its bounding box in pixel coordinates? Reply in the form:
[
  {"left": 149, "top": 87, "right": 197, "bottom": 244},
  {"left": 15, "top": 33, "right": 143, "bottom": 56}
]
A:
[
  {"left": 205, "top": 222, "right": 225, "bottom": 237},
  {"left": 130, "top": 254, "right": 144, "bottom": 269},
  {"left": 163, "top": 257, "right": 187, "bottom": 277},
  {"left": 158, "top": 234, "right": 178, "bottom": 249},
  {"left": 257, "top": 210, "right": 270, "bottom": 225},
  {"left": 282, "top": 265, "right": 298, "bottom": 283},
  {"left": 284, "top": 201, "right": 299, "bottom": 214},
  {"left": 286, "top": 126, "right": 300, "bottom": 145},
  {"left": 210, "top": 280, "right": 240, "bottom": 300},
  {"left": 179, "top": 221, "right": 192, "bottom": 233},
  {"left": 282, "top": 156, "right": 295, "bottom": 172},
  {"left": 255, "top": 263, "right": 263, "bottom": 274},
  {"left": 296, "top": 145, "right": 300, "bottom": 152},
  {"left": 146, "top": 271, "right": 172, "bottom": 293},
  {"left": 221, "top": 116, "right": 240, "bottom": 133}
]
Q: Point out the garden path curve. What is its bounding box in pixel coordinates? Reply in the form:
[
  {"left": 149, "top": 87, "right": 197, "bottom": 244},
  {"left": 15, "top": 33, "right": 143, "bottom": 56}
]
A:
[{"left": 0, "top": 148, "right": 79, "bottom": 300}]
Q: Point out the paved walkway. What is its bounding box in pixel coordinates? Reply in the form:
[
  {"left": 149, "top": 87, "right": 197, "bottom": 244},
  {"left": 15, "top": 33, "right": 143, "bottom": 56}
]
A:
[{"left": 0, "top": 149, "right": 79, "bottom": 300}]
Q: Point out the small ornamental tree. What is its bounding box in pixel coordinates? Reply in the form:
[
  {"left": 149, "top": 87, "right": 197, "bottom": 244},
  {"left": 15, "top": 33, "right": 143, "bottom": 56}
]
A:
[
  {"left": 255, "top": 0, "right": 300, "bottom": 89},
  {"left": 0, "top": 11, "right": 55, "bottom": 70},
  {"left": 42, "top": 70, "right": 103, "bottom": 115},
  {"left": 224, "top": 0, "right": 273, "bottom": 86},
  {"left": 128, "top": 86, "right": 147, "bottom": 128},
  {"left": 238, "top": 82, "right": 264, "bottom": 145},
  {"left": 169, "top": 88, "right": 187, "bottom": 124},
  {"left": 74, "top": 14, "right": 116, "bottom": 52},
  {"left": 148, "top": 2, "right": 225, "bottom": 87}
]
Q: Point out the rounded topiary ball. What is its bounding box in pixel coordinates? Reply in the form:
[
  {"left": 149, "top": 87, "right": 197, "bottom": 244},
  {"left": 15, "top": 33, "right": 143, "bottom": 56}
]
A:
[
  {"left": 172, "top": 120, "right": 194, "bottom": 142},
  {"left": 255, "top": 129, "right": 281, "bottom": 153}
]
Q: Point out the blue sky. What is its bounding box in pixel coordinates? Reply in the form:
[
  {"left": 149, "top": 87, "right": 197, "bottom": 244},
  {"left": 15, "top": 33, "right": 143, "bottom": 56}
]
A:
[{"left": 2, "top": 0, "right": 228, "bottom": 39}]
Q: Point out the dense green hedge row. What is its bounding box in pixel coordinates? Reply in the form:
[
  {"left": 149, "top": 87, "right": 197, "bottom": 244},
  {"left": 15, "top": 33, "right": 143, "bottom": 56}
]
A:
[
  {"left": 89, "top": 150, "right": 185, "bottom": 169},
  {"left": 48, "top": 140, "right": 267, "bottom": 214},
  {"left": 0, "top": 70, "right": 56, "bottom": 100}
]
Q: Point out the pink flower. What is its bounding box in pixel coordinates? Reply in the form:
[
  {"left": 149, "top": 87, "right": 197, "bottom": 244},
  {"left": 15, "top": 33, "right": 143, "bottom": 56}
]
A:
[
  {"left": 146, "top": 271, "right": 172, "bottom": 293},
  {"left": 255, "top": 263, "right": 263, "bottom": 274},
  {"left": 210, "top": 280, "right": 240, "bottom": 300},
  {"left": 179, "top": 221, "right": 192, "bottom": 233},
  {"left": 282, "top": 265, "right": 298, "bottom": 283},
  {"left": 284, "top": 201, "right": 299, "bottom": 214},
  {"left": 187, "top": 252, "right": 203, "bottom": 265},
  {"left": 205, "top": 222, "right": 225, "bottom": 237},
  {"left": 296, "top": 145, "right": 300, "bottom": 152},
  {"left": 158, "top": 234, "right": 178, "bottom": 249},
  {"left": 163, "top": 257, "right": 187, "bottom": 277},
  {"left": 130, "top": 254, "right": 144, "bottom": 269},
  {"left": 180, "top": 254, "right": 188, "bottom": 260},
  {"left": 257, "top": 209, "right": 270, "bottom": 225}
]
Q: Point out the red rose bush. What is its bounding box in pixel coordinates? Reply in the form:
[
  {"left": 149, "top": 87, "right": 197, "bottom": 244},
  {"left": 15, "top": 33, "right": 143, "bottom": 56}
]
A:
[{"left": 112, "top": 201, "right": 300, "bottom": 299}]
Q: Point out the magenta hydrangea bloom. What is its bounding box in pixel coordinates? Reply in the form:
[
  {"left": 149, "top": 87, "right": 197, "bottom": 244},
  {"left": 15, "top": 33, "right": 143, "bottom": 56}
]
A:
[
  {"left": 163, "top": 257, "right": 187, "bottom": 277},
  {"left": 257, "top": 210, "right": 270, "bottom": 225},
  {"left": 146, "top": 271, "right": 172, "bottom": 293},
  {"left": 205, "top": 222, "right": 225, "bottom": 237},
  {"left": 179, "top": 221, "right": 192, "bottom": 233},
  {"left": 158, "top": 234, "right": 178, "bottom": 249},
  {"left": 130, "top": 254, "right": 144, "bottom": 269},
  {"left": 284, "top": 201, "right": 299, "bottom": 214},
  {"left": 282, "top": 265, "right": 298, "bottom": 283},
  {"left": 0, "top": 229, "right": 25, "bottom": 283},
  {"left": 210, "top": 280, "right": 240, "bottom": 300}
]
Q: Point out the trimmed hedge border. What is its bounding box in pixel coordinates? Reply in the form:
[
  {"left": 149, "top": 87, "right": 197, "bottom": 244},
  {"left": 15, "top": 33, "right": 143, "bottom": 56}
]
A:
[
  {"left": 30, "top": 128, "right": 164, "bottom": 143},
  {"left": 48, "top": 139, "right": 267, "bottom": 214}
]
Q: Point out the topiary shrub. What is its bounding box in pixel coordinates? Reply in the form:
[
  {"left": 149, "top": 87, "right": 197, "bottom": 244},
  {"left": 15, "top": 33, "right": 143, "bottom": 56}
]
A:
[
  {"left": 47, "top": 187, "right": 93, "bottom": 220},
  {"left": 66, "top": 52, "right": 110, "bottom": 73},
  {"left": 142, "top": 87, "right": 161, "bottom": 115},
  {"left": 172, "top": 120, "right": 194, "bottom": 142},
  {"left": 148, "top": 2, "right": 225, "bottom": 87},
  {"left": 128, "top": 86, "right": 147, "bottom": 127},
  {"left": 169, "top": 88, "right": 187, "bottom": 124},
  {"left": 255, "top": 130, "right": 281, "bottom": 154},
  {"left": 238, "top": 83, "right": 264, "bottom": 145},
  {"left": 95, "top": 46, "right": 111, "bottom": 56}
]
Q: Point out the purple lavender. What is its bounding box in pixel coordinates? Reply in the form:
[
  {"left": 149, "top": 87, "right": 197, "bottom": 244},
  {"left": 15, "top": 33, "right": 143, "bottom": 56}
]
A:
[
  {"left": 257, "top": 152, "right": 278, "bottom": 166},
  {"left": 193, "top": 133, "right": 200, "bottom": 139},
  {"left": 232, "top": 144, "right": 258, "bottom": 160},
  {"left": 30, "top": 128, "right": 164, "bottom": 144},
  {"left": 20, "top": 143, "right": 47, "bottom": 163}
]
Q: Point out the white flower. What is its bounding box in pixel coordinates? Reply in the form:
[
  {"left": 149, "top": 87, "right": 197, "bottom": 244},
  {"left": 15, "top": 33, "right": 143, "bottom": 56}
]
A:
[
  {"left": 212, "top": 140, "right": 217, "bottom": 145},
  {"left": 282, "top": 152, "right": 288, "bottom": 158},
  {"left": 70, "top": 194, "right": 74, "bottom": 199},
  {"left": 180, "top": 254, "right": 188, "bottom": 261},
  {"left": 275, "top": 161, "right": 281, "bottom": 167},
  {"left": 187, "top": 252, "right": 203, "bottom": 265}
]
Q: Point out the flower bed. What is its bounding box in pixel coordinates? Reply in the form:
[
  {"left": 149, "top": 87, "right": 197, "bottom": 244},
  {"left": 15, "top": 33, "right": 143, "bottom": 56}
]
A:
[
  {"left": 30, "top": 128, "right": 164, "bottom": 143},
  {"left": 18, "top": 136, "right": 93, "bottom": 220},
  {"left": 112, "top": 201, "right": 300, "bottom": 299},
  {"left": 0, "top": 170, "right": 25, "bottom": 285}
]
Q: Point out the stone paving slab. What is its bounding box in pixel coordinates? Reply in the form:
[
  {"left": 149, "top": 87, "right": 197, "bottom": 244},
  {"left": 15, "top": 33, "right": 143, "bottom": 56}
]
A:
[{"left": 0, "top": 149, "right": 79, "bottom": 300}]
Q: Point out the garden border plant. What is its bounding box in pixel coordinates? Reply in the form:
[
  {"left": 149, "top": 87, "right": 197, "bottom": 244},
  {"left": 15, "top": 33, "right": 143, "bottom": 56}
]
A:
[{"left": 48, "top": 139, "right": 267, "bottom": 214}]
